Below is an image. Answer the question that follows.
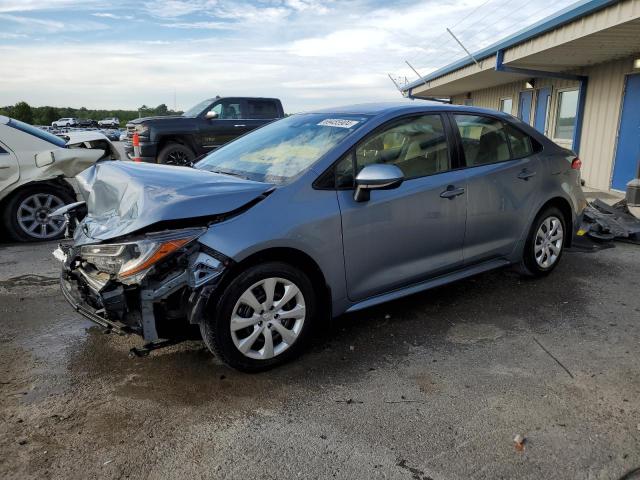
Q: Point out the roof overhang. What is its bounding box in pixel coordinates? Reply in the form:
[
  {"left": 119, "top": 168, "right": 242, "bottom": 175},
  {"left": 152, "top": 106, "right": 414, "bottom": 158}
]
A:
[{"left": 407, "top": 0, "right": 640, "bottom": 98}]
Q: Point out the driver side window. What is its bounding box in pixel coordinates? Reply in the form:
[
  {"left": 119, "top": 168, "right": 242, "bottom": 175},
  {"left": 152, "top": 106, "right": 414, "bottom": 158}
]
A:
[
  {"left": 211, "top": 101, "right": 242, "bottom": 119},
  {"left": 354, "top": 115, "right": 450, "bottom": 180}
]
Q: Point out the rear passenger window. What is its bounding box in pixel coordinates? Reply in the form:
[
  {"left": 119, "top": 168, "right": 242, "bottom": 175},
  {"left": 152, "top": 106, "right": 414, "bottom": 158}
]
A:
[
  {"left": 505, "top": 124, "right": 533, "bottom": 158},
  {"left": 355, "top": 115, "right": 450, "bottom": 180},
  {"left": 454, "top": 115, "right": 510, "bottom": 166},
  {"left": 247, "top": 100, "right": 279, "bottom": 119}
]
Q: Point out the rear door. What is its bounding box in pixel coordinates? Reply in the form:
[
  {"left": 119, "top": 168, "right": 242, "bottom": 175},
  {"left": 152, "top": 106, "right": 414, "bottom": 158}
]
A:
[
  {"left": 337, "top": 113, "right": 467, "bottom": 301},
  {"left": 243, "top": 99, "right": 281, "bottom": 132},
  {"left": 450, "top": 114, "right": 541, "bottom": 264}
]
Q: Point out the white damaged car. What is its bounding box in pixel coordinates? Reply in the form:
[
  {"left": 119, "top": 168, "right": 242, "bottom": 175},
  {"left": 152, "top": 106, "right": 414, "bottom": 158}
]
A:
[{"left": 0, "top": 116, "right": 120, "bottom": 242}]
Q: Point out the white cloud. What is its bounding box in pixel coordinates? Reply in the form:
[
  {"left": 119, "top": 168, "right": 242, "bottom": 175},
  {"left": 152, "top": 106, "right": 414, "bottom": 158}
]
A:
[
  {"left": 0, "top": 0, "right": 580, "bottom": 112},
  {"left": 0, "top": 0, "right": 101, "bottom": 13},
  {"left": 160, "top": 20, "right": 232, "bottom": 29},
  {"left": 92, "top": 12, "right": 134, "bottom": 20},
  {"left": 0, "top": 32, "right": 27, "bottom": 39},
  {"left": 0, "top": 12, "right": 108, "bottom": 32},
  {"left": 284, "top": 28, "right": 391, "bottom": 57},
  {"left": 142, "top": 0, "right": 213, "bottom": 19}
]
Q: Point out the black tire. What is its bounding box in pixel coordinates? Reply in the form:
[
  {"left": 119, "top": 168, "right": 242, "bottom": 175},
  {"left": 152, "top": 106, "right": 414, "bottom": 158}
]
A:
[
  {"left": 2, "top": 184, "right": 75, "bottom": 242},
  {"left": 518, "top": 206, "right": 567, "bottom": 277},
  {"left": 157, "top": 142, "right": 195, "bottom": 166},
  {"left": 200, "top": 262, "right": 317, "bottom": 372}
]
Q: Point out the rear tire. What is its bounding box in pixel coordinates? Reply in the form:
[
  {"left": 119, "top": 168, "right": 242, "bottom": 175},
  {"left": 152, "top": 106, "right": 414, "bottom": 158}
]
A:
[
  {"left": 517, "top": 206, "right": 566, "bottom": 277},
  {"left": 157, "top": 142, "right": 195, "bottom": 166},
  {"left": 200, "top": 262, "right": 317, "bottom": 372},
  {"left": 3, "top": 184, "right": 75, "bottom": 242}
]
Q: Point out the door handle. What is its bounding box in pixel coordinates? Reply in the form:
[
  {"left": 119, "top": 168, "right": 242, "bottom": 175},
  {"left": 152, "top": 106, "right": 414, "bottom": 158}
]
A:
[
  {"left": 517, "top": 169, "right": 537, "bottom": 180},
  {"left": 440, "top": 185, "right": 465, "bottom": 199},
  {"left": 234, "top": 124, "right": 246, "bottom": 127}
]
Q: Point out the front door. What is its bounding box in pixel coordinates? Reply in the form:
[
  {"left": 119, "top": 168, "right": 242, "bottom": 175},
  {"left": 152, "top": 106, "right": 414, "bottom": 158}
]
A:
[
  {"left": 450, "top": 114, "right": 540, "bottom": 264},
  {"left": 518, "top": 90, "right": 533, "bottom": 124},
  {"left": 534, "top": 87, "right": 551, "bottom": 135},
  {"left": 199, "top": 99, "right": 249, "bottom": 151},
  {"left": 338, "top": 114, "right": 467, "bottom": 301},
  {"left": 0, "top": 141, "right": 19, "bottom": 193},
  {"left": 612, "top": 74, "right": 640, "bottom": 191}
]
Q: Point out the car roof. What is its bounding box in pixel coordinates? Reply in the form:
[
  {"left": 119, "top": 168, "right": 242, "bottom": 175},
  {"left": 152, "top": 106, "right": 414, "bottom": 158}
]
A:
[
  {"left": 0, "top": 115, "right": 9, "bottom": 125},
  {"left": 307, "top": 101, "right": 512, "bottom": 118}
]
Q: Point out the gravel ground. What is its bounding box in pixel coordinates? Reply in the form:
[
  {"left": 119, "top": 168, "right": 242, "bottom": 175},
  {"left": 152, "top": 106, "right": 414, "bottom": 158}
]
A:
[{"left": 0, "top": 238, "right": 639, "bottom": 480}]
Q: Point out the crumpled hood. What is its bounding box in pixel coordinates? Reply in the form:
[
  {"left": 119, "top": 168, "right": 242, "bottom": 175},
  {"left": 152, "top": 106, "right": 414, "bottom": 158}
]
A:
[{"left": 75, "top": 161, "right": 272, "bottom": 241}]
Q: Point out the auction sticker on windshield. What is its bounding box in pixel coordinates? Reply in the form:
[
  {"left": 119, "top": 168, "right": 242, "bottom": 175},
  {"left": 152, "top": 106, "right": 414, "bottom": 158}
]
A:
[{"left": 317, "top": 119, "right": 360, "bottom": 128}]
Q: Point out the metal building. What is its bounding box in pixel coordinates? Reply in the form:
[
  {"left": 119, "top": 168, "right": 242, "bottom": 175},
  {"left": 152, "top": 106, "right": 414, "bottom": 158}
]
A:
[{"left": 402, "top": 0, "right": 640, "bottom": 192}]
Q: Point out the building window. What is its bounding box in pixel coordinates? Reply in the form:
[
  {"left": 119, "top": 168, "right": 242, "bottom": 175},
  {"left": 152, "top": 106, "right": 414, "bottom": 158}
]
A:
[
  {"left": 463, "top": 98, "right": 473, "bottom": 106},
  {"left": 554, "top": 89, "right": 579, "bottom": 140},
  {"left": 499, "top": 98, "right": 513, "bottom": 114}
]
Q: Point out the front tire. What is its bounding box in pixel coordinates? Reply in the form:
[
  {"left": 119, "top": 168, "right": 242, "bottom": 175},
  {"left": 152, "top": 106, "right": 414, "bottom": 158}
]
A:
[
  {"left": 518, "top": 206, "right": 566, "bottom": 277},
  {"left": 200, "top": 262, "right": 317, "bottom": 372},
  {"left": 157, "top": 142, "right": 195, "bottom": 166},
  {"left": 3, "top": 185, "right": 74, "bottom": 242}
]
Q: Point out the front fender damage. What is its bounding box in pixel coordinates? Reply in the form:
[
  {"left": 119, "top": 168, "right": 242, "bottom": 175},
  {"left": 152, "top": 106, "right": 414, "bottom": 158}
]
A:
[{"left": 60, "top": 241, "right": 232, "bottom": 355}]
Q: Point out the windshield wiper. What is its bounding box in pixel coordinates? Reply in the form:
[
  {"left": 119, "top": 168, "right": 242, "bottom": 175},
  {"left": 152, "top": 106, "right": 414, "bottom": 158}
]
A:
[{"left": 210, "top": 169, "right": 250, "bottom": 180}]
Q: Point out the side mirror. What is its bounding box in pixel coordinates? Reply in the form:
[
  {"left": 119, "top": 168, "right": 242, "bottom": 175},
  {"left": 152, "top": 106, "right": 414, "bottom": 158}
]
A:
[
  {"left": 354, "top": 164, "right": 404, "bottom": 202},
  {"left": 35, "top": 151, "right": 55, "bottom": 167},
  {"left": 205, "top": 110, "right": 219, "bottom": 120}
]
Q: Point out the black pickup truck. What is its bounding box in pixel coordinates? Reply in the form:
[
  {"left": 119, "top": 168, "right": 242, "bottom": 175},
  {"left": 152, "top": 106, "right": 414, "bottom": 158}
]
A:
[{"left": 124, "top": 96, "right": 285, "bottom": 165}]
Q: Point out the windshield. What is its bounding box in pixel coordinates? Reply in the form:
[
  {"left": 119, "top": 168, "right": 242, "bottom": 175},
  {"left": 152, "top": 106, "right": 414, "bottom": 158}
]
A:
[
  {"left": 183, "top": 99, "right": 214, "bottom": 117},
  {"left": 195, "top": 113, "right": 369, "bottom": 184},
  {"left": 8, "top": 119, "right": 67, "bottom": 147}
]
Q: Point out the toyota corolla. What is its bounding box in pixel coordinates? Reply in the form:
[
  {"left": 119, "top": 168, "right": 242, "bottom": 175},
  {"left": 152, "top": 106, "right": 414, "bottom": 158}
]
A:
[{"left": 56, "top": 102, "right": 586, "bottom": 372}]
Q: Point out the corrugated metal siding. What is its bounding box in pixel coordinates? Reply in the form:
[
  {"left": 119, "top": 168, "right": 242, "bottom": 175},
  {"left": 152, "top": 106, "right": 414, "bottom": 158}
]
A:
[
  {"left": 448, "top": 56, "right": 636, "bottom": 189},
  {"left": 505, "top": 0, "right": 640, "bottom": 65},
  {"left": 579, "top": 56, "right": 633, "bottom": 190}
]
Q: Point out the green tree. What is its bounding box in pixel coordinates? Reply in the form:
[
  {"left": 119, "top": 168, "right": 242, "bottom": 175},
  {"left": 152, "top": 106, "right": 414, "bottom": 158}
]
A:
[
  {"left": 155, "top": 103, "right": 169, "bottom": 115},
  {"left": 41, "top": 106, "right": 59, "bottom": 125},
  {"left": 13, "top": 101, "right": 33, "bottom": 124}
]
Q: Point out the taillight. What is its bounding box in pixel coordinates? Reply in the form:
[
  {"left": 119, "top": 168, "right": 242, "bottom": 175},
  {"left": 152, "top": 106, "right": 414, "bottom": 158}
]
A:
[
  {"left": 571, "top": 157, "right": 582, "bottom": 170},
  {"left": 132, "top": 132, "right": 140, "bottom": 147}
]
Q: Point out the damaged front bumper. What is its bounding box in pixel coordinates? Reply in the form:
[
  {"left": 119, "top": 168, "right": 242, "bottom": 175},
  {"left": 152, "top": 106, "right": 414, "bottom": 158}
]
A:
[{"left": 56, "top": 242, "right": 230, "bottom": 343}]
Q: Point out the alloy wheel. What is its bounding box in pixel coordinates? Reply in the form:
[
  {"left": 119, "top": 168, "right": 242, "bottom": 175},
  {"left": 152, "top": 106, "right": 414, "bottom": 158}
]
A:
[
  {"left": 16, "top": 193, "right": 66, "bottom": 239},
  {"left": 230, "top": 277, "right": 306, "bottom": 360},
  {"left": 165, "top": 150, "right": 191, "bottom": 166},
  {"left": 534, "top": 215, "right": 564, "bottom": 268}
]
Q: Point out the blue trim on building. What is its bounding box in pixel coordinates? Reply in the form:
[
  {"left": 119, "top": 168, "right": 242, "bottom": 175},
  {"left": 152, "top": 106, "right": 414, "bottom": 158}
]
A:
[
  {"left": 405, "top": 0, "right": 617, "bottom": 94},
  {"left": 495, "top": 49, "right": 588, "bottom": 154}
]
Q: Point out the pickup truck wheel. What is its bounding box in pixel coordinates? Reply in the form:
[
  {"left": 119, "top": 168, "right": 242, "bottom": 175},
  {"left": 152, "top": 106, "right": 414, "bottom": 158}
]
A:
[
  {"left": 157, "top": 143, "right": 195, "bottom": 166},
  {"left": 3, "top": 185, "right": 75, "bottom": 242},
  {"left": 200, "top": 262, "right": 317, "bottom": 372}
]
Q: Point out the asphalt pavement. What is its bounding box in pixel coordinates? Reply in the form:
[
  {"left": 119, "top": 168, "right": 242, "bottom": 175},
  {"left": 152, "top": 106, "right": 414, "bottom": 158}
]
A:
[{"left": 0, "top": 238, "right": 639, "bottom": 479}]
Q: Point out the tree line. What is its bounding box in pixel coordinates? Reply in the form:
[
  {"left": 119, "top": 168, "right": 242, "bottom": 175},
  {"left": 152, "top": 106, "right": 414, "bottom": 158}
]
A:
[{"left": 0, "top": 101, "right": 183, "bottom": 126}]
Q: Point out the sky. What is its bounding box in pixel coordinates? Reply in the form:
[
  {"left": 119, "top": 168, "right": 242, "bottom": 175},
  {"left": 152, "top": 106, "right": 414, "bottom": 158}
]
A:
[{"left": 0, "top": 0, "right": 578, "bottom": 113}]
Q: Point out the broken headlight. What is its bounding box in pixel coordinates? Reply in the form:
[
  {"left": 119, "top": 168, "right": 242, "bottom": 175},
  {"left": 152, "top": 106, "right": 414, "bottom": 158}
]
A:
[{"left": 80, "top": 228, "right": 203, "bottom": 283}]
